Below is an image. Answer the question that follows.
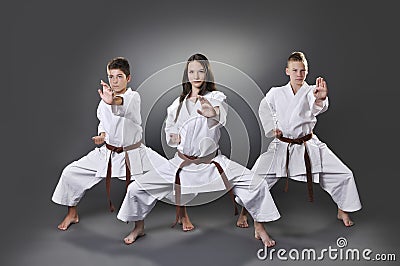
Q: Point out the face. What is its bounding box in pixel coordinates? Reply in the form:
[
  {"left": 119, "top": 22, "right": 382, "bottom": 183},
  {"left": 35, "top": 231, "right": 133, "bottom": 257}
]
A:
[
  {"left": 187, "top": 60, "right": 206, "bottom": 89},
  {"left": 286, "top": 61, "right": 308, "bottom": 88},
  {"left": 107, "top": 68, "right": 131, "bottom": 94}
]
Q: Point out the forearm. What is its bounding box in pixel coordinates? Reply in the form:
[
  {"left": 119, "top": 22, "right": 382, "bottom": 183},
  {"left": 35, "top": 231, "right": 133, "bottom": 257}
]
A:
[
  {"left": 111, "top": 95, "right": 141, "bottom": 125},
  {"left": 314, "top": 99, "right": 324, "bottom": 107},
  {"left": 207, "top": 107, "right": 221, "bottom": 128}
]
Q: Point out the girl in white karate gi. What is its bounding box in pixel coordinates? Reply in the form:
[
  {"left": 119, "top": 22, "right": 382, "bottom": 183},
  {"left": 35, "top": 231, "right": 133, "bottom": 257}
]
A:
[
  {"left": 117, "top": 53, "right": 280, "bottom": 246},
  {"left": 52, "top": 57, "right": 166, "bottom": 230},
  {"left": 238, "top": 51, "right": 362, "bottom": 227}
]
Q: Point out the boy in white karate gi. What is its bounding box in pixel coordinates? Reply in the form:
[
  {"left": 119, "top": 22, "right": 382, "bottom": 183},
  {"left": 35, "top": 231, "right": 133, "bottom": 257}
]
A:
[
  {"left": 237, "top": 51, "right": 361, "bottom": 227},
  {"left": 52, "top": 57, "right": 166, "bottom": 230}
]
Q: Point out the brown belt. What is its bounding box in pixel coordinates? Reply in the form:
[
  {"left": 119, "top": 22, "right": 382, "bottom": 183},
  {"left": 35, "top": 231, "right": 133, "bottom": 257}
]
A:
[
  {"left": 172, "top": 150, "right": 239, "bottom": 227},
  {"left": 105, "top": 141, "right": 142, "bottom": 212},
  {"left": 277, "top": 133, "right": 314, "bottom": 202}
]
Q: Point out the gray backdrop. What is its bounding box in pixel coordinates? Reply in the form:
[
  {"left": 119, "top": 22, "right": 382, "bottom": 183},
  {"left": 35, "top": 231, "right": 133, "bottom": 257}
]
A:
[{"left": 4, "top": 1, "right": 399, "bottom": 266}]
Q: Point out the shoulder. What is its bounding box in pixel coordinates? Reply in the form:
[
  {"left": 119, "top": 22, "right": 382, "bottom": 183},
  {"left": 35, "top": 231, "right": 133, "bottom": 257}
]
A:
[
  {"left": 124, "top": 88, "right": 140, "bottom": 98},
  {"left": 265, "top": 85, "right": 281, "bottom": 98},
  {"left": 302, "top": 82, "right": 314, "bottom": 88},
  {"left": 204, "top": 90, "right": 226, "bottom": 102},
  {"left": 303, "top": 83, "right": 316, "bottom": 95},
  {"left": 167, "top": 97, "right": 181, "bottom": 112},
  {"left": 119, "top": 88, "right": 140, "bottom": 106},
  {"left": 270, "top": 83, "right": 287, "bottom": 92}
]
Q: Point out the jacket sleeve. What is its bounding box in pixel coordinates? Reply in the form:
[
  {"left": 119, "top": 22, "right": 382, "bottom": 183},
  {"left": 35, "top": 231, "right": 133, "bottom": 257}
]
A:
[
  {"left": 308, "top": 85, "right": 329, "bottom": 116},
  {"left": 164, "top": 97, "right": 180, "bottom": 147},
  {"left": 205, "top": 91, "right": 227, "bottom": 129},
  {"left": 96, "top": 102, "right": 106, "bottom": 135},
  {"left": 111, "top": 90, "right": 142, "bottom": 125},
  {"left": 260, "top": 89, "right": 277, "bottom": 138}
]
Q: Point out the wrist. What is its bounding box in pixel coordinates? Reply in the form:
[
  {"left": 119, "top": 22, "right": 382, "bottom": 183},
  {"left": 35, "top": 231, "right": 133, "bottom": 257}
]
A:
[
  {"left": 315, "top": 98, "right": 325, "bottom": 107},
  {"left": 210, "top": 107, "right": 219, "bottom": 118}
]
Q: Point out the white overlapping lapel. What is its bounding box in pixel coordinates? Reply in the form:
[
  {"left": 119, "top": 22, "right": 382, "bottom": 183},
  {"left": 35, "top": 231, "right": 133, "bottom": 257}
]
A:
[
  {"left": 277, "top": 83, "right": 297, "bottom": 132},
  {"left": 175, "top": 97, "right": 192, "bottom": 127},
  {"left": 286, "top": 82, "right": 312, "bottom": 129}
]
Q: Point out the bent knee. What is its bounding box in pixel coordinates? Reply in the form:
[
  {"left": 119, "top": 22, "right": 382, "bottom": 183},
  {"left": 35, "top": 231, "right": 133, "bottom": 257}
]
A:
[{"left": 126, "top": 182, "right": 142, "bottom": 195}]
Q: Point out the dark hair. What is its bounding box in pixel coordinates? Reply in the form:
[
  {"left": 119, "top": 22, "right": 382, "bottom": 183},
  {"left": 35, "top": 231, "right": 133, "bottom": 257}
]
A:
[
  {"left": 107, "top": 57, "right": 131, "bottom": 77},
  {"left": 287, "top": 51, "right": 308, "bottom": 70},
  {"left": 180, "top": 53, "right": 216, "bottom": 103}
]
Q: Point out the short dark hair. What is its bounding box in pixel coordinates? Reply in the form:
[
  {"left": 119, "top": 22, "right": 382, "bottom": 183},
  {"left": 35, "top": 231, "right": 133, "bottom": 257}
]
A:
[{"left": 107, "top": 57, "right": 130, "bottom": 77}]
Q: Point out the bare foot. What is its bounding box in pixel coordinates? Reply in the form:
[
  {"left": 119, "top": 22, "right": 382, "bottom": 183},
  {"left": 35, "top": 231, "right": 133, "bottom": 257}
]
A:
[
  {"left": 236, "top": 208, "right": 249, "bottom": 228},
  {"left": 181, "top": 215, "right": 195, "bottom": 232},
  {"left": 57, "top": 207, "right": 79, "bottom": 231},
  {"left": 337, "top": 209, "right": 354, "bottom": 227},
  {"left": 254, "top": 221, "right": 276, "bottom": 247},
  {"left": 124, "top": 220, "right": 145, "bottom": 245}
]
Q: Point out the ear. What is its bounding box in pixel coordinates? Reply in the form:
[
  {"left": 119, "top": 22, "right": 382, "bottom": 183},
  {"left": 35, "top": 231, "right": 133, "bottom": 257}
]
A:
[
  {"left": 127, "top": 74, "right": 132, "bottom": 83},
  {"left": 285, "top": 67, "right": 289, "bottom": 76}
]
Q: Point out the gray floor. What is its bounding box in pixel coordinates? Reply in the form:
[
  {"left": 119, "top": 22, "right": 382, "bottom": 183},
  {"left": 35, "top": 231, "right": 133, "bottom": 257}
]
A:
[{"left": 3, "top": 180, "right": 398, "bottom": 266}]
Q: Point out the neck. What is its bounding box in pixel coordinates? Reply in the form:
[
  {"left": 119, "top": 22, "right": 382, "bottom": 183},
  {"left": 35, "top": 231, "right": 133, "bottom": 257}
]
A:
[
  {"left": 115, "top": 87, "right": 128, "bottom": 95},
  {"left": 190, "top": 87, "right": 201, "bottom": 97},
  {"left": 290, "top": 82, "right": 302, "bottom": 94}
]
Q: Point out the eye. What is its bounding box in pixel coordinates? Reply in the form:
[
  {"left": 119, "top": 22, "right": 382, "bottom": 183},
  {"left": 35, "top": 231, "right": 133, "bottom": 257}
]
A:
[
  {"left": 108, "top": 75, "right": 113, "bottom": 79},
  {"left": 189, "top": 70, "right": 194, "bottom": 73}
]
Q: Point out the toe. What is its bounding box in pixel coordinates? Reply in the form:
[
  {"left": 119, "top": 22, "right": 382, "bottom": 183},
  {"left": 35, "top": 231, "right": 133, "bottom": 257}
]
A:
[
  {"left": 58, "top": 223, "right": 67, "bottom": 230},
  {"left": 346, "top": 220, "right": 354, "bottom": 227},
  {"left": 124, "top": 237, "right": 133, "bottom": 245}
]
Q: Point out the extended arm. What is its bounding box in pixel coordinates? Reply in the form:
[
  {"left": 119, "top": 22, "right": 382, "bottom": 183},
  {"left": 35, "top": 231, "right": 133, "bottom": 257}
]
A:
[
  {"left": 197, "top": 92, "right": 227, "bottom": 128},
  {"left": 110, "top": 91, "right": 141, "bottom": 125}
]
